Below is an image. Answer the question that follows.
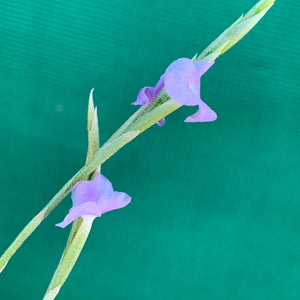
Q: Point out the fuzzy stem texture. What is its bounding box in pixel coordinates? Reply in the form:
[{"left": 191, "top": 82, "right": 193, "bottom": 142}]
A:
[{"left": 0, "top": 0, "right": 275, "bottom": 274}]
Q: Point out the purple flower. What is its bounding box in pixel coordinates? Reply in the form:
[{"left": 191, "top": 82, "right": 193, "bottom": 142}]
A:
[
  {"left": 132, "top": 58, "right": 217, "bottom": 123},
  {"left": 56, "top": 173, "right": 131, "bottom": 228}
]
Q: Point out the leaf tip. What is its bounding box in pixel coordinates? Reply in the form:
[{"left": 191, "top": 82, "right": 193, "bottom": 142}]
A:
[
  {"left": 88, "top": 89, "right": 95, "bottom": 131},
  {"left": 0, "top": 262, "right": 7, "bottom": 274}
]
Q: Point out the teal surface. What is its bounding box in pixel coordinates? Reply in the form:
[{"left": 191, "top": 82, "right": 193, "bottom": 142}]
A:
[{"left": 0, "top": 0, "right": 299, "bottom": 299}]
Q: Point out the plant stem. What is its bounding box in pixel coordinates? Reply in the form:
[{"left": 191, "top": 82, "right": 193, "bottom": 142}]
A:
[
  {"left": 0, "top": 99, "right": 179, "bottom": 272},
  {"left": 0, "top": 0, "right": 275, "bottom": 274},
  {"left": 0, "top": 130, "right": 139, "bottom": 272},
  {"left": 43, "top": 217, "right": 93, "bottom": 300}
]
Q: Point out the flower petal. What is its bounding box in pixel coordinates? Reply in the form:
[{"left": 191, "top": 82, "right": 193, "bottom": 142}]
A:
[
  {"left": 132, "top": 58, "right": 215, "bottom": 125},
  {"left": 156, "top": 118, "right": 165, "bottom": 127},
  {"left": 132, "top": 87, "right": 155, "bottom": 105},
  {"left": 154, "top": 75, "right": 164, "bottom": 95},
  {"left": 132, "top": 74, "right": 164, "bottom": 106},
  {"left": 194, "top": 60, "right": 214, "bottom": 76},
  {"left": 72, "top": 173, "right": 113, "bottom": 206},
  {"left": 164, "top": 58, "right": 200, "bottom": 106},
  {"left": 184, "top": 101, "right": 217, "bottom": 123},
  {"left": 56, "top": 201, "right": 101, "bottom": 228},
  {"left": 98, "top": 191, "right": 131, "bottom": 214}
]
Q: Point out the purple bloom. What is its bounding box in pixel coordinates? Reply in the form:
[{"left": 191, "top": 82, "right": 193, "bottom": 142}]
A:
[
  {"left": 133, "top": 58, "right": 217, "bottom": 123},
  {"left": 56, "top": 173, "right": 131, "bottom": 228},
  {"left": 134, "top": 75, "right": 164, "bottom": 106},
  {"left": 133, "top": 75, "right": 165, "bottom": 126}
]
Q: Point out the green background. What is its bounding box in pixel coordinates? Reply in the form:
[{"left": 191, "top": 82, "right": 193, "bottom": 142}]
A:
[{"left": 0, "top": 0, "right": 299, "bottom": 299}]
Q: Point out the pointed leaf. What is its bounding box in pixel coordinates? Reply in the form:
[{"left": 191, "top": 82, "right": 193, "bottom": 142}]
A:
[{"left": 197, "top": 0, "right": 275, "bottom": 61}]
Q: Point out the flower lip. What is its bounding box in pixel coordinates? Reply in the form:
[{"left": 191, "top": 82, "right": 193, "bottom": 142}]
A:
[
  {"left": 56, "top": 173, "right": 131, "bottom": 228},
  {"left": 164, "top": 58, "right": 214, "bottom": 107},
  {"left": 132, "top": 57, "right": 217, "bottom": 123}
]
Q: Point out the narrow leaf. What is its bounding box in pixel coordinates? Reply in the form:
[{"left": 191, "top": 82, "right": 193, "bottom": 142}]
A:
[{"left": 197, "top": 0, "right": 275, "bottom": 61}]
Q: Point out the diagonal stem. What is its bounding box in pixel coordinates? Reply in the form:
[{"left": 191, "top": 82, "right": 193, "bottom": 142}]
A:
[
  {"left": 0, "top": 0, "right": 275, "bottom": 274},
  {"left": 43, "top": 217, "right": 94, "bottom": 300}
]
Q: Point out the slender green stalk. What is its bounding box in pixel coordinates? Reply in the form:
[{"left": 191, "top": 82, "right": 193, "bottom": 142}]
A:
[
  {"left": 0, "top": 0, "right": 275, "bottom": 274},
  {"left": 43, "top": 217, "right": 94, "bottom": 300},
  {"left": 105, "top": 105, "right": 145, "bottom": 143},
  {"left": 0, "top": 130, "right": 139, "bottom": 272},
  {"left": 0, "top": 209, "right": 47, "bottom": 273},
  {"left": 44, "top": 86, "right": 101, "bottom": 300},
  {"left": 196, "top": 0, "right": 275, "bottom": 61},
  {"left": 62, "top": 218, "right": 83, "bottom": 258}
]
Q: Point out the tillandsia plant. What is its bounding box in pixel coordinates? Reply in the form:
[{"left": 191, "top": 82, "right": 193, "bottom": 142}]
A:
[{"left": 0, "top": 0, "right": 275, "bottom": 299}]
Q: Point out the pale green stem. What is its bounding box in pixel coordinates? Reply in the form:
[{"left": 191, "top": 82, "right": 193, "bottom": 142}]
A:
[
  {"left": 62, "top": 218, "right": 83, "bottom": 259},
  {"left": 0, "top": 130, "right": 139, "bottom": 272},
  {"left": 44, "top": 94, "right": 101, "bottom": 300},
  {"left": 0, "top": 0, "right": 274, "bottom": 274},
  {"left": 0, "top": 209, "right": 47, "bottom": 273},
  {"left": 43, "top": 217, "right": 93, "bottom": 300}
]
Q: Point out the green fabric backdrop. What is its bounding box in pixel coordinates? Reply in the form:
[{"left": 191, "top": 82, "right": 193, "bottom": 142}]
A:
[{"left": 0, "top": 0, "right": 299, "bottom": 299}]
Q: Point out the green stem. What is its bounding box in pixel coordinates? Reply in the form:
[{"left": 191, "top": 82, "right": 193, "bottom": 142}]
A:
[
  {"left": 43, "top": 94, "right": 101, "bottom": 299},
  {"left": 106, "top": 90, "right": 179, "bottom": 144},
  {"left": 0, "top": 209, "right": 47, "bottom": 273},
  {"left": 105, "top": 105, "right": 145, "bottom": 143},
  {"left": 43, "top": 217, "right": 93, "bottom": 300},
  {"left": 62, "top": 218, "right": 83, "bottom": 258},
  {"left": 0, "top": 99, "right": 179, "bottom": 272},
  {"left": 0, "top": 130, "right": 139, "bottom": 272},
  {"left": 0, "top": 0, "right": 275, "bottom": 274}
]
